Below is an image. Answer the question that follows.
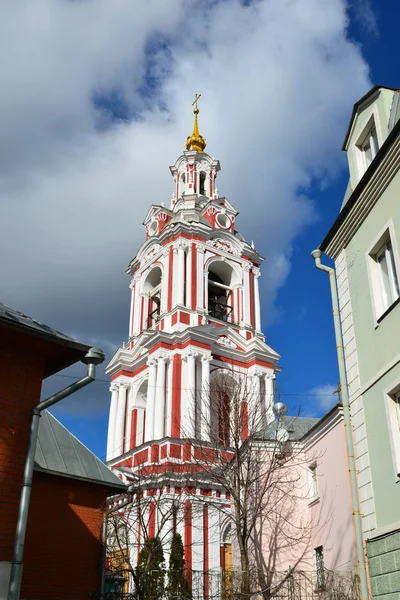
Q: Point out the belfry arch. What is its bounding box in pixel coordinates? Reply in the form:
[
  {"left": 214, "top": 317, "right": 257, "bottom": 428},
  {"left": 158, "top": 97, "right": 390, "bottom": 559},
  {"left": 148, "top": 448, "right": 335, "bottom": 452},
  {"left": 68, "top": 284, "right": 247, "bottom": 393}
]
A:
[
  {"left": 206, "top": 259, "right": 240, "bottom": 323},
  {"left": 142, "top": 265, "right": 162, "bottom": 328}
]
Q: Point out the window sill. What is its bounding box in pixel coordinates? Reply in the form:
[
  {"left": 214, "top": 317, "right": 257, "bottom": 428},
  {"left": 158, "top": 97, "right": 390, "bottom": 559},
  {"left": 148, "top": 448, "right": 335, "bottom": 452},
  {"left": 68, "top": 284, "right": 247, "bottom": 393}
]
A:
[
  {"left": 376, "top": 296, "right": 400, "bottom": 326},
  {"left": 308, "top": 497, "right": 320, "bottom": 507}
]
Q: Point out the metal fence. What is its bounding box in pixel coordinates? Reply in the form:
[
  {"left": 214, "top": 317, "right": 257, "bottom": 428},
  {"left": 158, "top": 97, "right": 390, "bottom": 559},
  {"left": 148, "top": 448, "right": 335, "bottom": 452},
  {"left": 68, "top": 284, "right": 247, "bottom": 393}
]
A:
[{"left": 96, "top": 568, "right": 359, "bottom": 600}]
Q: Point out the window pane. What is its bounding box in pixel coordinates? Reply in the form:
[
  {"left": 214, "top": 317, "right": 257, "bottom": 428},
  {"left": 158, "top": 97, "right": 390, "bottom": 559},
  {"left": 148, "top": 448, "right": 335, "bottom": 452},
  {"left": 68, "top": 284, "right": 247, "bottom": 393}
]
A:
[
  {"left": 387, "top": 242, "right": 400, "bottom": 301},
  {"left": 378, "top": 247, "right": 392, "bottom": 309},
  {"left": 370, "top": 127, "right": 379, "bottom": 158},
  {"left": 364, "top": 140, "right": 372, "bottom": 167}
]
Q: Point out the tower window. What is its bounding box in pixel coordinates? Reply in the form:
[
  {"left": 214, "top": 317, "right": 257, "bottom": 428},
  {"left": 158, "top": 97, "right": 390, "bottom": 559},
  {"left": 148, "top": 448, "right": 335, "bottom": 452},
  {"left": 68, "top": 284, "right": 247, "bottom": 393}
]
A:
[
  {"left": 200, "top": 171, "right": 206, "bottom": 196},
  {"left": 208, "top": 271, "right": 232, "bottom": 322},
  {"left": 143, "top": 266, "right": 162, "bottom": 329}
]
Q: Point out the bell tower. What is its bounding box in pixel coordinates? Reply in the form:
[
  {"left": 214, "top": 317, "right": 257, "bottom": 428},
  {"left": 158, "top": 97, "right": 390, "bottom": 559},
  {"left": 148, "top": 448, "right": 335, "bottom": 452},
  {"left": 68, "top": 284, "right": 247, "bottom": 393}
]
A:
[{"left": 105, "top": 96, "right": 281, "bottom": 578}]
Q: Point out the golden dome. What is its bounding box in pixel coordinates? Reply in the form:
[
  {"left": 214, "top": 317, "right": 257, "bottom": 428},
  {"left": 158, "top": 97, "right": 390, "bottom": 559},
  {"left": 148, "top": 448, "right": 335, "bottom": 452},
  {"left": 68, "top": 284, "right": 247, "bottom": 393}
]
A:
[{"left": 186, "top": 94, "right": 207, "bottom": 153}]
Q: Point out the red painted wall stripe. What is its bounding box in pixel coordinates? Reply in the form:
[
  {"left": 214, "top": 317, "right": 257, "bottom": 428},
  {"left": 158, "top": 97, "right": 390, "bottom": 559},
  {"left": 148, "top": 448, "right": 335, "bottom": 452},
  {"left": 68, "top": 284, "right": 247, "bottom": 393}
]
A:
[
  {"left": 191, "top": 242, "right": 197, "bottom": 310},
  {"left": 148, "top": 502, "right": 156, "bottom": 538},
  {"left": 203, "top": 504, "right": 209, "bottom": 597},
  {"left": 184, "top": 500, "right": 192, "bottom": 588},
  {"left": 130, "top": 409, "right": 138, "bottom": 450},
  {"left": 240, "top": 401, "right": 249, "bottom": 441},
  {"left": 171, "top": 354, "right": 182, "bottom": 438}
]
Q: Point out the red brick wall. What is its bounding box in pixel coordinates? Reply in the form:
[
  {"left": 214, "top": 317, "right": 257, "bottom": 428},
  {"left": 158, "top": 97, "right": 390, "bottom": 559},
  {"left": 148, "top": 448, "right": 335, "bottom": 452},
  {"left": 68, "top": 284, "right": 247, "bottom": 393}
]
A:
[
  {"left": 21, "top": 471, "right": 111, "bottom": 600},
  {"left": 0, "top": 331, "right": 45, "bottom": 565}
]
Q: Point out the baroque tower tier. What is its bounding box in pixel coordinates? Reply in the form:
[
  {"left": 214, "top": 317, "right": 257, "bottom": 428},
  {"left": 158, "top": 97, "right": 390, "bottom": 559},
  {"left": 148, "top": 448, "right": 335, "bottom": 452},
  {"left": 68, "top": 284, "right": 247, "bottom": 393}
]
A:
[{"left": 105, "top": 98, "right": 281, "bottom": 585}]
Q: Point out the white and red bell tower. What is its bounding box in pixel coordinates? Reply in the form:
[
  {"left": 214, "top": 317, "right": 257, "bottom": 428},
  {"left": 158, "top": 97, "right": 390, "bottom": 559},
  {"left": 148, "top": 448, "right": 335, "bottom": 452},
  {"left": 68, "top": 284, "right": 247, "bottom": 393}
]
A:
[{"left": 105, "top": 97, "right": 281, "bottom": 583}]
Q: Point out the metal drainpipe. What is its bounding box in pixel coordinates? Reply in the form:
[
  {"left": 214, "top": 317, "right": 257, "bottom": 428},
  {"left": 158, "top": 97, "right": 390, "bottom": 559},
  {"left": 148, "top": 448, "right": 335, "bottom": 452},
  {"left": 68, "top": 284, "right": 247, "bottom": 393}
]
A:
[
  {"left": 7, "top": 347, "right": 105, "bottom": 600},
  {"left": 311, "top": 249, "right": 370, "bottom": 600},
  {"left": 100, "top": 484, "right": 138, "bottom": 598}
]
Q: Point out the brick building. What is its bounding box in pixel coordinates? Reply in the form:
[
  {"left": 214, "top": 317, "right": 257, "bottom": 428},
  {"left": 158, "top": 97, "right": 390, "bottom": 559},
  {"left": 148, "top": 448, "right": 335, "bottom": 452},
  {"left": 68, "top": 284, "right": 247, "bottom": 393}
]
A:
[{"left": 0, "top": 304, "right": 126, "bottom": 599}]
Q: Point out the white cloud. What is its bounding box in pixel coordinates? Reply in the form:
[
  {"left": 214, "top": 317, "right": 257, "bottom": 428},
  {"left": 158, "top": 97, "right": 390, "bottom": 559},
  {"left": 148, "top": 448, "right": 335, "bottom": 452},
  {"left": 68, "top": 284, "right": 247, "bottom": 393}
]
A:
[
  {"left": 301, "top": 383, "right": 339, "bottom": 417},
  {"left": 0, "top": 0, "right": 371, "bottom": 348}
]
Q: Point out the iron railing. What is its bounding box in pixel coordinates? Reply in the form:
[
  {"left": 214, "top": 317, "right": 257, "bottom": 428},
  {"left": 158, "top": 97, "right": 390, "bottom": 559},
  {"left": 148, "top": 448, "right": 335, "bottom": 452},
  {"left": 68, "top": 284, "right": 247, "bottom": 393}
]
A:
[{"left": 94, "top": 568, "right": 359, "bottom": 600}]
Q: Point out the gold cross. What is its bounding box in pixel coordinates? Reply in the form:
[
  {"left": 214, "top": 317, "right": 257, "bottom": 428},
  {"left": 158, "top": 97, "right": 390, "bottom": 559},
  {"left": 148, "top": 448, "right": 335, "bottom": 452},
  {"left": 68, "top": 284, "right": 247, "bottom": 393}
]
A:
[{"left": 192, "top": 93, "right": 201, "bottom": 109}]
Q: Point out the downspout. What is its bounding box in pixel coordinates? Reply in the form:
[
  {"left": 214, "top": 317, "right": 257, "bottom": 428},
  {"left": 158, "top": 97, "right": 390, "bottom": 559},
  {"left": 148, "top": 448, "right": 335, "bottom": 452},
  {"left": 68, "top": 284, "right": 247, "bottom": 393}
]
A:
[
  {"left": 311, "top": 249, "right": 369, "bottom": 600},
  {"left": 100, "top": 484, "right": 138, "bottom": 598},
  {"left": 8, "top": 347, "right": 105, "bottom": 600}
]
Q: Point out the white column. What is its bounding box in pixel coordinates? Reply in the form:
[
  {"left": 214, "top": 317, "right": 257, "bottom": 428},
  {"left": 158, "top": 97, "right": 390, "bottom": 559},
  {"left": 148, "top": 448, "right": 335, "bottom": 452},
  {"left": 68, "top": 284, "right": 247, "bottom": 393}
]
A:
[
  {"left": 114, "top": 383, "right": 128, "bottom": 459},
  {"left": 196, "top": 244, "right": 205, "bottom": 310},
  {"left": 128, "top": 280, "right": 135, "bottom": 339},
  {"left": 145, "top": 359, "right": 157, "bottom": 442},
  {"left": 161, "top": 249, "right": 169, "bottom": 313},
  {"left": 243, "top": 263, "right": 251, "bottom": 326},
  {"left": 177, "top": 244, "right": 185, "bottom": 306},
  {"left": 124, "top": 384, "right": 132, "bottom": 453},
  {"left": 186, "top": 244, "right": 192, "bottom": 309},
  {"left": 248, "top": 370, "right": 262, "bottom": 429},
  {"left": 201, "top": 356, "right": 211, "bottom": 441},
  {"left": 253, "top": 267, "right": 261, "bottom": 331},
  {"left": 154, "top": 356, "right": 166, "bottom": 440},
  {"left": 265, "top": 373, "right": 275, "bottom": 423},
  {"left": 187, "top": 353, "right": 196, "bottom": 438},
  {"left": 141, "top": 293, "right": 148, "bottom": 331},
  {"left": 165, "top": 359, "right": 173, "bottom": 437},
  {"left": 133, "top": 275, "right": 141, "bottom": 335},
  {"left": 107, "top": 383, "right": 119, "bottom": 460}
]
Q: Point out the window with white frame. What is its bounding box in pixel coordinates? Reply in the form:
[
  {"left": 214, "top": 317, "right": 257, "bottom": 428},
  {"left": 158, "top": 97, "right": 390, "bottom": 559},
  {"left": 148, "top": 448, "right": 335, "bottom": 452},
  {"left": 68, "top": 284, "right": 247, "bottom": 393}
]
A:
[
  {"left": 355, "top": 113, "right": 379, "bottom": 179},
  {"left": 368, "top": 230, "right": 400, "bottom": 320},
  {"left": 387, "top": 387, "right": 400, "bottom": 478},
  {"left": 308, "top": 464, "right": 318, "bottom": 503},
  {"left": 359, "top": 125, "right": 379, "bottom": 170}
]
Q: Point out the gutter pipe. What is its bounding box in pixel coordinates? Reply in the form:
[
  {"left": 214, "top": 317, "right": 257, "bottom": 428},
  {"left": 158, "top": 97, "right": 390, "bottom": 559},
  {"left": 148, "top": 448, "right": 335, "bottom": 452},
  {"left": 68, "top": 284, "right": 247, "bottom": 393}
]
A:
[
  {"left": 100, "top": 483, "right": 139, "bottom": 599},
  {"left": 311, "top": 249, "right": 369, "bottom": 600},
  {"left": 8, "top": 347, "right": 105, "bottom": 600}
]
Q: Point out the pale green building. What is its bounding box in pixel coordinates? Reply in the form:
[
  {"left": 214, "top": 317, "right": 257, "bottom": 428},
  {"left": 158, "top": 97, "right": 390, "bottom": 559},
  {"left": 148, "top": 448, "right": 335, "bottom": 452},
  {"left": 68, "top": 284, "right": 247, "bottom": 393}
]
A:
[{"left": 319, "top": 85, "right": 400, "bottom": 599}]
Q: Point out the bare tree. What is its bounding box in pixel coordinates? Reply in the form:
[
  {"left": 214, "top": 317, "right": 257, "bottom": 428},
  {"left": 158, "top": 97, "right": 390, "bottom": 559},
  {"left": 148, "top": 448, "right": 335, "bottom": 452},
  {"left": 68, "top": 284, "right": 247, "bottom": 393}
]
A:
[
  {"left": 104, "top": 476, "right": 191, "bottom": 599},
  {"left": 184, "top": 370, "right": 318, "bottom": 600}
]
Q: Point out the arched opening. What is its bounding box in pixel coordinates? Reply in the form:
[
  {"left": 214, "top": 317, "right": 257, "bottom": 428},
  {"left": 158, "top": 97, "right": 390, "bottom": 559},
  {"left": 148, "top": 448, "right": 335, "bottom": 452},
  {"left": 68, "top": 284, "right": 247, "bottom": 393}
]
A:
[
  {"left": 179, "top": 172, "right": 186, "bottom": 198},
  {"left": 199, "top": 171, "right": 206, "bottom": 196},
  {"left": 143, "top": 266, "right": 162, "bottom": 328},
  {"left": 207, "top": 261, "right": 236, "bottom": 322}
]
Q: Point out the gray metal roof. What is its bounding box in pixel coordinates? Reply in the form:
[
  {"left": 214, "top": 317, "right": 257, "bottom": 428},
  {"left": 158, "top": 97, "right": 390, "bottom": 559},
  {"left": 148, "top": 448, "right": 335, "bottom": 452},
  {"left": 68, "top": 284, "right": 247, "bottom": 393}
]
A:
[
  {"left": 35, "top": 411, "right": 126, "bottom": 490},
  {"left": 255, "top": 416, "right": 320, "bottom": 442},
  {"left": 0, "top": 303, "right": 89, "bottom": 351}
]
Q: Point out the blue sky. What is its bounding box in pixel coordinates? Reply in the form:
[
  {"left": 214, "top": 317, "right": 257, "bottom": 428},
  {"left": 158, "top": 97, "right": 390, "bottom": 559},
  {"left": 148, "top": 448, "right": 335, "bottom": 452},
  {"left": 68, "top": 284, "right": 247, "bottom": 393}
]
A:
[{"left": 0, "top": 0, "right": 397, "bottom": 461}]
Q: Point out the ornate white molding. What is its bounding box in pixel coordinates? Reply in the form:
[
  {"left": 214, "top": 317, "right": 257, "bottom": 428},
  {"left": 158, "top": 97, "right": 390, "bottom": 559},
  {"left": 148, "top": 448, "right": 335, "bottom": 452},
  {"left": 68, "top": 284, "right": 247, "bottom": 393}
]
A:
[
  {"left": 242, "top": 262, "right": 252, "bottom": 272},
  {"left": 201, "top": 353, "right": 213, "bottom": 363},
  {"left": 182, "top": 348, "right": 199, "bottom": 360},
  {"left": 141, "top": 244, "right": 161, "bottom": 266},
  {"left": 217, "top": 336, "right": 237, "bottom": 349},
  {"left": 149, "top": 350, "right": 170, "bottom": 363},
  {"left": 109, "top": 383, "right": 119, "bottom": 393},
  {"left": 252, "top": 266, "right": 261, "bottom": 278},
  {"left": 208, "top": 238, "right": 241, "bottom": 257}
]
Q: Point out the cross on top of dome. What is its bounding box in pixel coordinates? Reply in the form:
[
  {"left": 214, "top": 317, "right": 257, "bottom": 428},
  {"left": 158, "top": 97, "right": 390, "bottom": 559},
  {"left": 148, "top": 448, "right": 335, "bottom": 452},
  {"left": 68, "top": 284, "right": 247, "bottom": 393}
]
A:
[{"left": 186, "top": 93, "right": 207, "bottom": 153}]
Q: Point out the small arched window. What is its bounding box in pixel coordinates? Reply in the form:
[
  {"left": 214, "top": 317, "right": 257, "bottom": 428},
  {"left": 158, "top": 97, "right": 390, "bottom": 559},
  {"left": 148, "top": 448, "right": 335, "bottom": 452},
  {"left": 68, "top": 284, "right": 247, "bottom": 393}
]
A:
[{"left": 200, "top": 171, "right": 206, "bottom": 196}]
